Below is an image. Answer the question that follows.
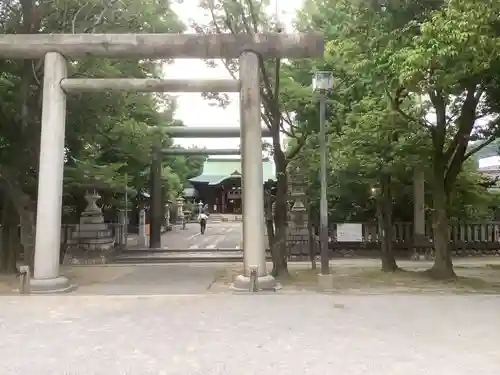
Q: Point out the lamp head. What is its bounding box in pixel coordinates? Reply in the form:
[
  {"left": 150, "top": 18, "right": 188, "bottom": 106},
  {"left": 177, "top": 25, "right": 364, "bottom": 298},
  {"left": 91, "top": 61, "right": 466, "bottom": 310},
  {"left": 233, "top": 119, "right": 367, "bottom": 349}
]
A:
[{"left": 312, "top": 71, "right": 334, "bottom": 92}]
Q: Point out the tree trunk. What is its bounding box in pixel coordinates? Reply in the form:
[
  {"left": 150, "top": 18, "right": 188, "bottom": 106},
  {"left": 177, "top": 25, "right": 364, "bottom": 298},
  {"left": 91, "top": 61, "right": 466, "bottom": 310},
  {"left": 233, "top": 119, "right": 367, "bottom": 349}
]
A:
[
  {"left": 266, "top": 218, "right": 275, "bottom": 247},
  {"left": 269, "top": 127, "right": 289, "bottom": 277},
  {"left": 272, "top": 171, "right": 288, "bottom": 277},
  {"left": 378, "top": 174, "right": 398, "bottom": 272},
  {"left": 0, "top": 166, "right": 38, "bottom": 270},
  {"left": 428, "top": 172, "right": 455, "bottom": 279},
  {"left": 5, "top": 182, "right": 36, "bottom": 269},
  {"left": 0, "top": 195, "right": 21, "bottom": 273},
  {"left": 264, "top": 192, "right": 276, "bottom": 263},
  {"left": 18, "top": 203, "right": 36, "bottom": 269}
]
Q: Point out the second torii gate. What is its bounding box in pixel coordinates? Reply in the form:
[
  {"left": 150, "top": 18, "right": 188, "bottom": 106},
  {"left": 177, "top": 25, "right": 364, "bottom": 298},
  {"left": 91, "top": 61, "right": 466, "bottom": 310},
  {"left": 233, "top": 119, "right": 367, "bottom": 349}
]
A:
[{"left": 0, "top": 32, "right": 324, "bottom": 292}]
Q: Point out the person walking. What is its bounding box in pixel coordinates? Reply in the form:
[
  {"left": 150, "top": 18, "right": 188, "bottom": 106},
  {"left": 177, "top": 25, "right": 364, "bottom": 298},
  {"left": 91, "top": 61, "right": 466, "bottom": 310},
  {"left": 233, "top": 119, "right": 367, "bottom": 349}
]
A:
[{"left": 198, "top": 211, "right": 208, "bottom": 234}]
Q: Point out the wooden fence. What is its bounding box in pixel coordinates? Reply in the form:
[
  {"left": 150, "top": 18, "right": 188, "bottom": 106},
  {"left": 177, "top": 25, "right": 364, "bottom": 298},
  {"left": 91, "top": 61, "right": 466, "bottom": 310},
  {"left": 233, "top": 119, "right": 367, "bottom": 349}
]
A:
[
  {"left": 286, "top": 221, "right": 500, "bottom": 259},
  {"left": 330, "top": 222, "right": 500, "bottom": 243}
]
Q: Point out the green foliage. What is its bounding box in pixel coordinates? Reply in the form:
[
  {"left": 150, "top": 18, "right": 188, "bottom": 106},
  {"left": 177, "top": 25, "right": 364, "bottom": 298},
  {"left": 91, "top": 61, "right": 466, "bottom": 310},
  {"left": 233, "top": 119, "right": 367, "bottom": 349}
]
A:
[
  {"left": 291, "top": 0, "right": 500, "bottom": 229},
  {"left": 0, "top": 0, "right": 201, "bottom": 212}
]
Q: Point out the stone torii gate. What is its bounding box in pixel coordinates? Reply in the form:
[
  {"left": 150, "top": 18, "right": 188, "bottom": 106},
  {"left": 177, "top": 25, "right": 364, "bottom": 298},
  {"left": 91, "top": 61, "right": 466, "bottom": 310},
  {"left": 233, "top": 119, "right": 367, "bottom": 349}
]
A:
[
  {"left": 149, "top": 145, "right": 244, "bottom": 250},
  {"left": 0, "top": 32, "right": 324, "bottom": 292},
  {"left": 148, "top": 127, "right": 274, "bottom": 250}
]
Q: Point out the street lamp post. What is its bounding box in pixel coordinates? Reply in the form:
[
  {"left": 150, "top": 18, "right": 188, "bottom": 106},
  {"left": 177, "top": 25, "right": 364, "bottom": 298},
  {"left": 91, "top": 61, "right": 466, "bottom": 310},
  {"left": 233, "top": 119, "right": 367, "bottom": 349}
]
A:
[{"left": 313, "top": 71, "right": 333, "bottom": 275}]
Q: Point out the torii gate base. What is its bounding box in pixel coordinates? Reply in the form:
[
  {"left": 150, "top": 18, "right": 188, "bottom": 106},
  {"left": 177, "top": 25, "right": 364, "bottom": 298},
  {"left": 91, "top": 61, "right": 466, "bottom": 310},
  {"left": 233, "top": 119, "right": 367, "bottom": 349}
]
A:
[{"left": 0, "top": 32, "right": 323, "bottom": 293}]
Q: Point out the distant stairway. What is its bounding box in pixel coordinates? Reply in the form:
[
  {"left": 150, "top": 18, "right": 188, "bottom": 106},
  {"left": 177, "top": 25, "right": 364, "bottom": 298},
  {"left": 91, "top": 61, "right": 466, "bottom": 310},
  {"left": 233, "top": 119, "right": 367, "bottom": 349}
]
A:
[
  {"left": 210, "top": 214, "right": 242, "bottom": 223},
  {"left": 112, "top": 248, "right": 272, "bottom": 264},
  {"left": 113, "top": 248, "right": 243, "bottom": 263},
  {"left": 209, "top": 214, "right": 222, "bottom": 223}
]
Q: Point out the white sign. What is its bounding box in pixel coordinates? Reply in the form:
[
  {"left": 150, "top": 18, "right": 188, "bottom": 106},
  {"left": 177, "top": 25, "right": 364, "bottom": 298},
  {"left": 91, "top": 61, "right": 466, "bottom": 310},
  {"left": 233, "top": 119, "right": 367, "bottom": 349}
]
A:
[{"left": 336, "top": 223, "right": 363, "bottom": 242}]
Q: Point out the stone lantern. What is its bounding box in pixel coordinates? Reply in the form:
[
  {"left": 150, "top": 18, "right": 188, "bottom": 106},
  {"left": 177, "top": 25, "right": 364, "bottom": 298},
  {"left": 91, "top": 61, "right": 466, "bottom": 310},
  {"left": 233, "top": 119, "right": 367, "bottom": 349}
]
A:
[
  {"left": 176, "top": 196, "right": 185, "bottom": 225},
  {"left": 287, "top": 168, "right": 309, "bottom": 259},
  {"left": 63, "top": 189, "right": 115, "bottom": 265},
  {"left": 288, "top": 168, "right": 308, "bottom": 230}
]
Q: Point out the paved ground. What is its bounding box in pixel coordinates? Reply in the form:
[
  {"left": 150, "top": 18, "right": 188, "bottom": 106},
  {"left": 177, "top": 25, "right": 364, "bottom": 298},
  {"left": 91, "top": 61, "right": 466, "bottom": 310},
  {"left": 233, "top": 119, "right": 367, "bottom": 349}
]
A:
[
  {"left": 47, "top": 257, "right": 500, "bottom": 295},
  {"left": 1, "top": 294, "right": 498, "bottom": 374},
  {"left": 72, "top": 264, "right": 223, "bottom": 295},
  {"left": 2, "top": 259, "right": 500, "bottom": 373},
  {"left": 128, "top": 222, "right": 242, "bottom": 250}
]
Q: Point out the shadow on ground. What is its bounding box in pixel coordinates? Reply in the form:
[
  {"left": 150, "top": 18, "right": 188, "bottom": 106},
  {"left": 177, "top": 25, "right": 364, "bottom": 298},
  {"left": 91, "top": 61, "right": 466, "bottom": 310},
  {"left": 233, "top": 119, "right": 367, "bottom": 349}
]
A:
[
  {"left": 3, "top": 259, "right": 500, "bottom": 295},
  {"left": 213, "top": 261, "right": 500, "bottom": 295}
]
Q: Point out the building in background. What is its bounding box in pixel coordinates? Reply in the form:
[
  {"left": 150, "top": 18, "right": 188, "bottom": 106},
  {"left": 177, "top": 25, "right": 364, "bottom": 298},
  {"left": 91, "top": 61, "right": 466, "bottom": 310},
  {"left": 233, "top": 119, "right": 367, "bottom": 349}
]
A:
[
  {"left": 184, "top": 156, "right": 275, "bottom": 214},
  {"left": 478, "top": 156, "right": 500, "bottom": 180}
]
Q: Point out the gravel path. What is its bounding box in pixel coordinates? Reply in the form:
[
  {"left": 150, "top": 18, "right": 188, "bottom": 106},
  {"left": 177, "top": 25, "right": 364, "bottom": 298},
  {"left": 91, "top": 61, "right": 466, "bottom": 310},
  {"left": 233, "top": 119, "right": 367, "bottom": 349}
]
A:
[{"left": 1, "top": 294, "right": 499, "bottom": 374}]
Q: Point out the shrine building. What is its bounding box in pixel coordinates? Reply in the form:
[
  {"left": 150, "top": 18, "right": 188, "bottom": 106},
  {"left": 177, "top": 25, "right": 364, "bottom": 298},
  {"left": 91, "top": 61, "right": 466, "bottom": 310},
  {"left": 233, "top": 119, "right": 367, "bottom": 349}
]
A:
[{"left": 184, "top": 156, "right": 275, "bottom": 214}]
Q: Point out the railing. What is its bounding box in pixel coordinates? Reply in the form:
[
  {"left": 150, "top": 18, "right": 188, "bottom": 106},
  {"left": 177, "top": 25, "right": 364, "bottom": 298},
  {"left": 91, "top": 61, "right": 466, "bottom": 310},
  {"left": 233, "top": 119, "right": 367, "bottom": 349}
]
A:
[
  {"left": 324, "top": 222, "right": 500, "bottom": 243},
  {"left": 284, "top": 221, "right": 500, "bottom": 259}
]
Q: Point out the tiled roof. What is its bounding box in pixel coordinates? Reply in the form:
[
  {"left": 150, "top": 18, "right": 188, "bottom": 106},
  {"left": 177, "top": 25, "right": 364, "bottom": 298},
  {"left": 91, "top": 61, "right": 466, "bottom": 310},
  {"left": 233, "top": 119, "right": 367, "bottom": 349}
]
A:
[
  {"left": 188, "top": 157, "right": 275, "bottom": 185},
  {"left": 189, "top": 174, "right": 237, "bottom": 185}
]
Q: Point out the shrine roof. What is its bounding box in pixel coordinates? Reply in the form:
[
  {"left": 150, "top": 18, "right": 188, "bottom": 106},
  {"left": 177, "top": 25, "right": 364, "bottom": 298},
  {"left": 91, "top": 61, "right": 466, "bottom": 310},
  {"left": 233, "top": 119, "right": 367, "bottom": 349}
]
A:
[
  {"left": 188, "top": 157, "right": 275, "bottom": 185},
  {"left": 189, "top": 174, "right": 235, "bottom": 185}
]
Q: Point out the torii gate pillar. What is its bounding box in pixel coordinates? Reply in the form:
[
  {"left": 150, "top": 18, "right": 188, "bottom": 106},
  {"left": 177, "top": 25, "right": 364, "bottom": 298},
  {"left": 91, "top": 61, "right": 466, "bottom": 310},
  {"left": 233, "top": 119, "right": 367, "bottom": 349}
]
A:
[{"left": 31, "top": 52, "right": 73, "bottom": 292}]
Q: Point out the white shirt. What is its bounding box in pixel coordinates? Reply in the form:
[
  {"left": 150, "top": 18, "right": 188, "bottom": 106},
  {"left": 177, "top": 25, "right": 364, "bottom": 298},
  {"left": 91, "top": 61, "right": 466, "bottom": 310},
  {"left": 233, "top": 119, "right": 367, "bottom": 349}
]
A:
[{"left": 198, "top": 213, "right": 208, "bottom": 221}]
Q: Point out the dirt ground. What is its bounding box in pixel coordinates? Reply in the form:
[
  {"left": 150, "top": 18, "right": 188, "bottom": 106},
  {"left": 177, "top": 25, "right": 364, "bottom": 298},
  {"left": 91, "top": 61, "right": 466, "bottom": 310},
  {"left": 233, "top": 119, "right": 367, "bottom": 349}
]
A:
[
  {"left": 3, "top": 259, "right": 500, "bottom": 295},
  {"left": 213, "top": 261, "right": 500, "bottom": 294}
]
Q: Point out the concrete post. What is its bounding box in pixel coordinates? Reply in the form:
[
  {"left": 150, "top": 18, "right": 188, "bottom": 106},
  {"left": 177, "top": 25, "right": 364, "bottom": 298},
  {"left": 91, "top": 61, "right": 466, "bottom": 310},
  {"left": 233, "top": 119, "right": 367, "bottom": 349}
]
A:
[
  {"left": 318, "top": 92, "right": 330, "bottom": 275},
  {"left": 118, "top": 210, "right": 127, "bottom": 246},
  {"left": 138, "top": 208, "right": 147, "bottom": 247},
  {"left": 30, "top": 52, "right": 73, "bottom": 293},
  {"left": 232, "top": 51, "right": 277, "bottom": 291},
  {"left": 413, "top": 169, "right": 427, "bottom": 259}
]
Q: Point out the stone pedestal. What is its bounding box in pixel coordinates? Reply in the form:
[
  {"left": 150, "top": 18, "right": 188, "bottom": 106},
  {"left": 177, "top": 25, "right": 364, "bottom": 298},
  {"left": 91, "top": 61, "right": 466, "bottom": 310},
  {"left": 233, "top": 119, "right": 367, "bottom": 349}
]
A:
[
  {"left": 30, "top": 276, "right": 77, "bottom": 294},
  {"left": 63, "top": 191, "right": 115, "bottom": 265},
  {"left": 231, "top": 274, "right": 281, "bottom": 292}
]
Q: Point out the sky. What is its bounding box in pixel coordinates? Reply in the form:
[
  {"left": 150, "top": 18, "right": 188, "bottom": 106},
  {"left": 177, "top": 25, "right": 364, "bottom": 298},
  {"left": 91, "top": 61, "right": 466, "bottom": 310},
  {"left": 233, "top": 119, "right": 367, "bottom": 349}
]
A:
[{"left": 166, "top": 0, "right": 304, "bottom": 151}]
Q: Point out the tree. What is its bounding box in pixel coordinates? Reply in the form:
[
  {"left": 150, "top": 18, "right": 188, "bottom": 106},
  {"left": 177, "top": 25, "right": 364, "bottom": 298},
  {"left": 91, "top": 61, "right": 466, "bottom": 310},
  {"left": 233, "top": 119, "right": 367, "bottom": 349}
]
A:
[
  {"left": 388, "top": 0, "right": 500, "bottom": 278},
  {"left": 292, "top": 0, "right": 426, "bottom": 271},
  {"left": 294, "top": 0, "right": 500, "bottom": 277},
  {"left": 0, "top": 0, "right": 185, "bottom": 272},
  {"left": 192, "top": 0, "right": 316, "bottom": 277}
]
